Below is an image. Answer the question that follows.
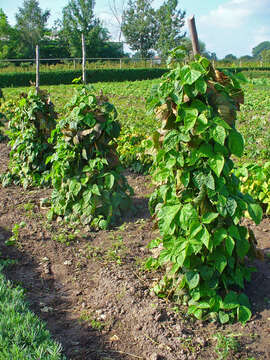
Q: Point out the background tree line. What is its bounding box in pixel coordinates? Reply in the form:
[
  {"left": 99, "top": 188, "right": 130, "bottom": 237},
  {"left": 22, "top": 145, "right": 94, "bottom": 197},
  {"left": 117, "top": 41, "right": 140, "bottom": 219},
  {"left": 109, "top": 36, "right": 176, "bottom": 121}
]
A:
[{"left": 0, "top": 0, "right": 269, "bottom": 63}]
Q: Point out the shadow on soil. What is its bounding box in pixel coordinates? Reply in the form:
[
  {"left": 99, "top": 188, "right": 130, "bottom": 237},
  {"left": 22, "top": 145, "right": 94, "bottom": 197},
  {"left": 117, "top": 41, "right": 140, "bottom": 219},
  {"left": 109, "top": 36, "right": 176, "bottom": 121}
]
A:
[{"left": 0, "top": 226, "right": 126, "bottom": 360}]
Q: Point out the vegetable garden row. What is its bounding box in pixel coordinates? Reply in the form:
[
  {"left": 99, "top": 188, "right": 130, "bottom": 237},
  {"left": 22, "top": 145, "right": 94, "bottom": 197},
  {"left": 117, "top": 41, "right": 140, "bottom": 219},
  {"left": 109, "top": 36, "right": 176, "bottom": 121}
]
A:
[{"left": 0, "top": 50, "right": 270, "bottom": 358}]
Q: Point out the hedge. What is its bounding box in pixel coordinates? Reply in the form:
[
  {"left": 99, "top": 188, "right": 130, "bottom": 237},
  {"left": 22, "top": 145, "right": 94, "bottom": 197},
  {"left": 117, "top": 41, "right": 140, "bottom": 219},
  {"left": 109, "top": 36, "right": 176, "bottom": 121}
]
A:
[
  {"left": 1, "top": 66, "right": 270, "bottom": 88},
  {"left": 0, "top": 68, "right": 168, "bottom": 88}
]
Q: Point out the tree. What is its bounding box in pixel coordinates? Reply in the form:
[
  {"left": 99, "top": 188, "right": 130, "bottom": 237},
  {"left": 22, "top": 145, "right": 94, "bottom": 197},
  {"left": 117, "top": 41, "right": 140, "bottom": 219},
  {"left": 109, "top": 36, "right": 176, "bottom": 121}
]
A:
[
  {"left": 15, "top": 0, "right": 50, "bottom": 57},
  {"left": 155, "top": 0, "right": 185, "bottom": 58},
  {"left": 0, "top": 9, "right": 14, "bottom": 59},
  {"left": 223, "top": 54, "right": 237, "bottom": 62},
  {"left": 122, "top": 0, "right": 158, "bottom": 58},
  {"left": 60, "top": 0, "right": 110, "bottom": 57},
  {"left": 260, "top": 49, "right": 270, "bottom": 63},
  {"left": 108, "top": 0, "right": 127, "bottom": 41},
  {"left": 239, "top": 55, "right": 253, "bottom": 62},
  {"left": 252, "top": 41, "right": 270, "bottom": 58}
]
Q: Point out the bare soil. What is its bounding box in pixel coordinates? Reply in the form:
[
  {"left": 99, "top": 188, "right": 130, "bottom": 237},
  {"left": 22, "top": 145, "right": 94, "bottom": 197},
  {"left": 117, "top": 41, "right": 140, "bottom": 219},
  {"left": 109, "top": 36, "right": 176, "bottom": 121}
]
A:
[{"left": 0, "top": 141, "right": 270, "bottom": 360}]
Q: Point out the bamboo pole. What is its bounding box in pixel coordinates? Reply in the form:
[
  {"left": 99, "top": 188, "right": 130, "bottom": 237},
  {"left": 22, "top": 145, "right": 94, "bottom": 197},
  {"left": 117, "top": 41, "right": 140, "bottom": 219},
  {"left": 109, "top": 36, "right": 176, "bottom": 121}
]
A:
[
  {"left": 187, "top": 15, "right": 200, "bottom": 56},
  {"left": 36, "top": 45, "right": 40, "bottom": 89},
  {"left": 82, "top": 33, "right": 86, "bottom": 84}
]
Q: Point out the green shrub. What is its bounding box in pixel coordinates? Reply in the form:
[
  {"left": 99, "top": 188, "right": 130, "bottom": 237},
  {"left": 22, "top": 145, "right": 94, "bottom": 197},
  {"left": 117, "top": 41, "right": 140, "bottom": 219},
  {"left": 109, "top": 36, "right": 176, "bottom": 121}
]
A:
[
  {"left": 0, "top": 68, "right": 168, "bottom": 88},
  {"left": 235, "top": 162, "right": 270, "bottom": 215},
  {"left": 1, "top": 88, "right": 57, "bottom": 188},
  {"left": 146, "top": 47, "right": 262, "bottom": 324},
  {"left": 117, "top": 127, "right": 153, "bottom": 174},
  {"left": 46, "top": 85, "right": 133, "bottom": 229}
]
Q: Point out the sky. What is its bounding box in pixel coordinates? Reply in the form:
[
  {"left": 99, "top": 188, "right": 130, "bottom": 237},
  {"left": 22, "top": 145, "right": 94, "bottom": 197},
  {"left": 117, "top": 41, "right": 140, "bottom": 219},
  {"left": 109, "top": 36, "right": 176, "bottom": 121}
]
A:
[{"left": 1, "top": 0, "right": 270, "bottom": 59}]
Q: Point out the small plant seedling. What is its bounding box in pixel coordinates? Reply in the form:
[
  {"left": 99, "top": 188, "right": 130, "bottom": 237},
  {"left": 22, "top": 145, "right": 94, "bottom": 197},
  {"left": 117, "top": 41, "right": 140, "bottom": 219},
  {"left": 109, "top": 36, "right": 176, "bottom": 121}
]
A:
[
  {"left": 5, "top": 222, "right": 26, "bottom": 246},
  {"left": 213, "top": 333, "right": 240, "bottom": 360}
]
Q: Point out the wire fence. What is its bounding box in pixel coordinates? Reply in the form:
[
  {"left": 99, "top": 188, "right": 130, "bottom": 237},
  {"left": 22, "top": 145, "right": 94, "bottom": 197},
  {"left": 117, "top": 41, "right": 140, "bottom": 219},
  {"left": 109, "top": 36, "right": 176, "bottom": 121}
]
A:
[{"left": 0, "top": 57, "right": 166, "bottom": 73}]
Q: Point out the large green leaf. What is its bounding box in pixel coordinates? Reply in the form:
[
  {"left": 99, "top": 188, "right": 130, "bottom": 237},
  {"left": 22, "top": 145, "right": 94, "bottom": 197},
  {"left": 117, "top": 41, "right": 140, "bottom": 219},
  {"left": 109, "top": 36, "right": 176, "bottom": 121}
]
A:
[
  {"left": 212, "top": 125, "right": 226, "bottom": 145},
  {"left": 248, "top": 203, "right": 263, "bottom": 225},
  {"left": 183, "top": 108, "right": 198, "bottom": 131},
  {"left": 158, "top": 204, "right": 182, "bottom": 235},
  {"left": 185, "top": 271, "right": 200, "bottom": 289},
  {"left": 202, "top": 212, "right": 219, "bottom": 224},
  {"left": 228, "top": 129, "right": 244, "bottom": 157},
  {"left": 237, "top": 305, "right": 251, "bottom": 324},
  {"left": 208, "top": 154, "right": 224, "bottom": 176},
  {"left": 104, "top": 173, "right": 115, "bottom": 190},
  {"left": 180, "top": 66, "right": 202, "bottom": 85},
  {"left": 215, "top": 253, "right": 227, "bottom": 273},
  {"left": 225, "top": 236, "right": 235, "bottom": 256}
]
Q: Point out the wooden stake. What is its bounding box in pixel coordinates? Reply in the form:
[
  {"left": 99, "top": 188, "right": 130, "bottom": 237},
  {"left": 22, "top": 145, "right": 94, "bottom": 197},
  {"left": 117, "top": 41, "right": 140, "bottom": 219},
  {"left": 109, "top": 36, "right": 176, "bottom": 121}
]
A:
[
  {"left": 36, "top": 45, "right": 40, "bottom": 89},
  {"left": 82, "top": 33, "right": 86, "bottom": 84},
  {"left": 188, "top": 15, "right": 200, "bottom": 56}
]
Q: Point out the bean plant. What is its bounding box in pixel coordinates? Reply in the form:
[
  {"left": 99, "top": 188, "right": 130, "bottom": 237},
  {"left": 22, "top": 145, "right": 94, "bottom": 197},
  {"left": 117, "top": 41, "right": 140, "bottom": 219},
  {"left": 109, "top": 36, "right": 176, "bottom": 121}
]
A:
[
  {"left": 46, "top": 85, "right": 133, "bottom": 229},
  {"left": 146, "top": 47, "right": 262, "bottom": 324},
  {"left": 1, "top": 88, "right": 57, "bottom": 188},
  {"left": 235, "top": 162, "right": 270, "bottom": 215}
]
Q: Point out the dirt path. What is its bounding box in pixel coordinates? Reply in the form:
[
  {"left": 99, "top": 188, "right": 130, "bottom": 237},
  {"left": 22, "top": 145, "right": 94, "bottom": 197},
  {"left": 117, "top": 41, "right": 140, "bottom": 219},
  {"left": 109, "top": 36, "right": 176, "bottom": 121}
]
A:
[{"left": 0, "top": 141, "right": 270, "bottom": 360}]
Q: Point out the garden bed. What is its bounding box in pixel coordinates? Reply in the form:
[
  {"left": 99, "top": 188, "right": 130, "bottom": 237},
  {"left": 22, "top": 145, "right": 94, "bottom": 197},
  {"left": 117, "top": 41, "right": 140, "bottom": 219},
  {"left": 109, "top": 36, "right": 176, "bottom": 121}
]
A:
[{"left": 0, "top": 141, "right": 270, "bottom": 360}]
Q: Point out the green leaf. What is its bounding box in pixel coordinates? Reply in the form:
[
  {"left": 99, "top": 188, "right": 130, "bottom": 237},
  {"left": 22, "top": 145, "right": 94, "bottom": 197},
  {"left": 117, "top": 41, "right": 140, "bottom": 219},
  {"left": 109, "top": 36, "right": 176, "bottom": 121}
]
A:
[
  {"left": 196, "top": 114, "right": 209, "bottom": 134},
  {"left": 215, "top": 253, "right": 227, "bottom": 273},
  {"left": 180, "top": 66, "right": 202, "bottom": 85},
  {"left": 228, "top": 129, "right": 244, "bottom": 157},
  {"left": 248, "top": 203, "right": 263, "bottom": 225},
  {"left": 237, "top": 305, "right": 252, "bottom": 324},
  {"left": 185, "top": 271, "right": 200, "bottom": 289},
  {"left": 83, "top": 113, "right": 96, "bottom": 128},
  {"left": 212, "top": 125, "right": 226, "bottom": 145},
  {"left": 193, "top": 308, "right": 203, "bottom": 319},
  {"left": 228, "top": 225, "right": 241, "bottom": 240},
  {"left": 213, "top": 116, "right": 231, "bottom": 130},
  {"left": 200, "top": 266, "right": 215, "bottom": 282},
  {"left": 202, "top": 212, "right": 219, "bottom": 224},
  {"left": 181, "top": 171, "right": 190, "bottom": 187},
  {"left": 69, "top": 179, "right": 82, "bottom": 196},
  {"left": 208, "top": 154, "right": 224, "bottom": 176},
  {"left": 223, "top": 291, "right": 239, "bottom": 310},
  {"left": 236, "top": 238, "right": 250, "bottom": 259},
  {"left": 197, "top": 227, "right": 210, "bottom": 249},
  {"left": 158, "top": 204, "right": 182, "bottom": 235},
  {"left": 225, "top": 236, "right": 235, "bottom": 256},
  {"left": 219, "top": 311, "right": 230, "bottom": 324},
  {"left": 179, "top": 204, "right": 198, "bottom": 230},
  {"left": 105, "top": 173, "right": 115, "bottom": 190},
  {"left": 92, "top": 184, "right": 101, "bottom": 196},
  {"left": 198, "top": 143, "right": 214, "bottom": 158},
  {"left": 183, "top": 108, "right": 198, "bottom": 131},
  {"left": 195, "top": 77, "right": 207, "bottom": 94}
]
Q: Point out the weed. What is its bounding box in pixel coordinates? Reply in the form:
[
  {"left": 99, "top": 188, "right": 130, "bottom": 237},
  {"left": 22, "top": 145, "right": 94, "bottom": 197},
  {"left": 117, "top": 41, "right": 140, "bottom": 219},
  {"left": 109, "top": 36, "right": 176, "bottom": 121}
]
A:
[
  {"left": 79, "top": 311, "right": 105, "bottom": 330},
  {"left": 214, "top": 333, "right": 240, "bottom": 360},
  {"left": 23, "top": 202, "right": 35, "bottom": 212},
  {"left": 5, "top": 221, "right": 26, "bottom": 246}
]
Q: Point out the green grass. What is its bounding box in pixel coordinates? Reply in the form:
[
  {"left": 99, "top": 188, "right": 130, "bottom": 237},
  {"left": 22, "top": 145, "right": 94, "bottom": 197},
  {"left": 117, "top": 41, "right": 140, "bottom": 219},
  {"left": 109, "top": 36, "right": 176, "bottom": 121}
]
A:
[{"left": 0, "top": 259, "right": 65, "bottom": 360}]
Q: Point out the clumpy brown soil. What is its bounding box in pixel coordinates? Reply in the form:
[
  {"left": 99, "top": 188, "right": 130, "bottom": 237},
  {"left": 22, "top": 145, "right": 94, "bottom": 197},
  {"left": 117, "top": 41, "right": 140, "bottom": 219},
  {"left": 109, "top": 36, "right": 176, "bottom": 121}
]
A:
[{"left": 0, "top": 141, "right": 270, "bottom": 360}]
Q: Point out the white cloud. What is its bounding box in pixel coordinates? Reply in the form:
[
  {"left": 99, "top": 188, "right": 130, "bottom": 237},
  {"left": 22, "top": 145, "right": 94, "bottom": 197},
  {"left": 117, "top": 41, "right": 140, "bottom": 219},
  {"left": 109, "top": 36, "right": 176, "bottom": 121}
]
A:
[
  {"left": 195, "top": 0, "right": 270, "bottom": 58},
  {"left": 251, "top": 25, "right": 270, "bottom": 47}
]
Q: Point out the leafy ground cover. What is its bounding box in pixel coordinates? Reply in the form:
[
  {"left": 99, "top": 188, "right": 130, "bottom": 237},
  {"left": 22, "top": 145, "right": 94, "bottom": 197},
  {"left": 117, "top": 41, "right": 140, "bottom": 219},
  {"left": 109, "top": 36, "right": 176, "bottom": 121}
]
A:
[{"left": 0, "top": 257, "right": 65, "bottom": 359}]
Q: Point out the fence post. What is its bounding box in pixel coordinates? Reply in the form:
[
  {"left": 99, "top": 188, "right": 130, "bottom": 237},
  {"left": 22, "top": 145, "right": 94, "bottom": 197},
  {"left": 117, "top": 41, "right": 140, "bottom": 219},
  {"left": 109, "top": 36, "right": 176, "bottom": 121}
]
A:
[
  {"left": 36, "top": 45, "right": 40, "bottom": 89},
  {"left": 120, "top": 58, "right": 122, "bottom": 69},
  {"left": 187, "top": 15, "right": 200, "bottom": 56},
  {"left": 82, "top": 33, "right": 86, "bottom": 84}
]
